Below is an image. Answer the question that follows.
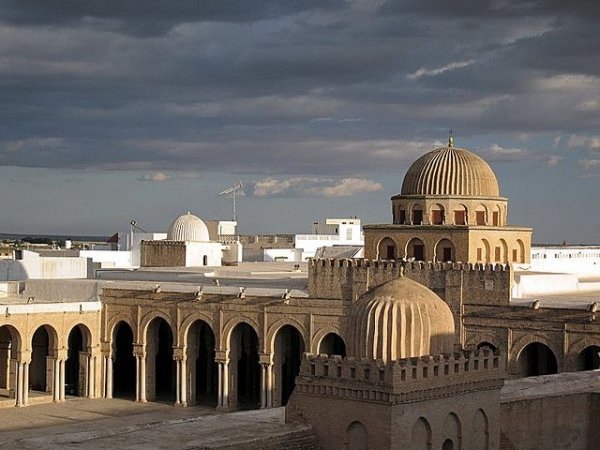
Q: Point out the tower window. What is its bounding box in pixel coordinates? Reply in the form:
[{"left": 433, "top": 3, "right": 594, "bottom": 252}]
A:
[{"left": 476, "top": 211, "right": 486, "bottom": 225}]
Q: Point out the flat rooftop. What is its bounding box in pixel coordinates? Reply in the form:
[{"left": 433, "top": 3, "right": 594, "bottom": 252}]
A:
[
  {"left": 0, "top": 399, "right": 312, "bottom": 449},
  {"left": 502, "top": 370, "right": 600, "bottom": 402}
]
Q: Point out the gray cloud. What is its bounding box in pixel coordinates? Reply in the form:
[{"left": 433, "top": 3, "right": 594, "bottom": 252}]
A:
[
  {"left": 252, "top": 177, "right": 383, "bottom": 198},
  {"left": 0, "top": 0, "right": 599, "bottom": 178}
]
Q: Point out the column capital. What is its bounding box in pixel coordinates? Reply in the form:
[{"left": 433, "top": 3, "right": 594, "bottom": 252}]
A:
[
  {"left": 16, "top": 351, "right": 31, "bottom": 364},
  {"left": 133, "top": 343, "right": 146, "bottom": 357},
  {"left": 259, "top": 352, "right": 273, "bottom": 365},
  {"left": 172, "top": 346, "right": 186, "bottom": 361},
  {"left": 215, "top": 349, "right": 229, "bottom": 362},
  {"left": 100, "top": 341, "right": 112, "bottom": 354}
]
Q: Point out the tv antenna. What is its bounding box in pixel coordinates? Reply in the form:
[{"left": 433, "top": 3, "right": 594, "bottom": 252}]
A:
[{"left": 218, "top": 180, "right": 244, "bottom": 221}]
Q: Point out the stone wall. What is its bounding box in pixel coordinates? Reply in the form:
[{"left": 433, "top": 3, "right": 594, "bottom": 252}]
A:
[
  {"left": 501, "top": 392, "right": 599, "bottom": 449},
  {"left": 308, "top": 258, "right": 511, "bottom": 307},
  {"left": 287, "top": 350, "right": 504, "bottom": 450},
  {"left": 140, "top": 241, "right": 186, "bottom": 267}
]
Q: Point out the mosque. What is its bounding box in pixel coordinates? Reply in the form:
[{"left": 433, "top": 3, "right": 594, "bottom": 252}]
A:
[{"left": 1, "top": 140, "right": 600, "bottom": 449}]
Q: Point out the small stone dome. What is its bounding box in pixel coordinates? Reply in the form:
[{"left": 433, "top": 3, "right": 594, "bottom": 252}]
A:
[
  {"left": 401, "top": 146, "right": 500, "bottom": 197},
  {"left": 349, "top": 276, "right": 455, "bottom": 361},
  {"left": 167, "top": 212, "right": 210, "bottom": 242}
]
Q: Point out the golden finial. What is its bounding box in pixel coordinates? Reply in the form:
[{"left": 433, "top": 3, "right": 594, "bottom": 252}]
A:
[{"left": 448, "top": 129, "right": 454, "bottom": 147}]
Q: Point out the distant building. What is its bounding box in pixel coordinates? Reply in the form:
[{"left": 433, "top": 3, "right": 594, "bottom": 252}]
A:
[{"left": 141, "top": 212, "right": 223, "bottom": 267}]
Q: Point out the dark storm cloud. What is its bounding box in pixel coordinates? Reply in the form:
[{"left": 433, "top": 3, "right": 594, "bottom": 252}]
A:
[
  {"left": 2, "top": 0, "right": 347, "bottom": 35},
  {"left": 1, "top": 0, "right": 599, "bottom": 175}
]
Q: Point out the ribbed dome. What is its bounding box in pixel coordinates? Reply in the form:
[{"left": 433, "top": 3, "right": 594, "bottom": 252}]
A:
[
  {"left": 167, "top": 212, "right": 210, "bottom": 241},
  {"left": 401, "top": 146, "right": 500, "bottom": 197},
  {"left": 349, "top": 276, "right": 455, "bottom": 361}
]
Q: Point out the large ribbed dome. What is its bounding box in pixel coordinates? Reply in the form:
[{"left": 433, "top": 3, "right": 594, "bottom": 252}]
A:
[
  {"left": 401, "top": 146, "right": 500, "bottom": 196},
  {"left": 349, "top": 276, "right": 455, "bottom": 361},
  {"left": 167, "top": 212, "right": 210, "bottom": 241}
]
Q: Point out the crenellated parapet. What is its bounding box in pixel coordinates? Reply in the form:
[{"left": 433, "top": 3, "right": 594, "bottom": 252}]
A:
[
  {"left": 295, "top": 348, "right": 504, "bottom": 404},
  {"left": 308, "top": 258, "right": 511, "bottom": 306}
]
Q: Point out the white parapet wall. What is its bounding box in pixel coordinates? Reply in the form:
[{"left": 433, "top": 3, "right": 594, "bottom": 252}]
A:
[{"left": 528, "top": 246, "right": 600, "bottom": 278}]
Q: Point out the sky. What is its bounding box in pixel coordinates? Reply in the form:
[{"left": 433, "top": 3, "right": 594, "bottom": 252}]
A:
[{"left": 1, "top": 0, "right": 600, "bottom": 243}]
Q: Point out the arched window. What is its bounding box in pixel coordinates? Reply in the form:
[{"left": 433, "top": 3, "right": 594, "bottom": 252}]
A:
[
  {"left": 377, "top": 237, "right": 397, "bottom": 260},
  {"left": 411, "top": 204, "right": 423, "bottom": 225},
  {"left": 203, "top": 255, "right": 208, "bottom": 266},
  {"left": 454, "top": 205, "right": 468, "bottom": 225},
  {"left": 475, "top": 205, "right": 487, "bottom": 226},
  {"left": 435, "top": 239, "right": 455, "bottom": 262},
  {"left": 406, "top": 238, "right": 426, "bottom": 261},
  {"left": 430, "top": 204, "right": 445, "bottom": 225}
]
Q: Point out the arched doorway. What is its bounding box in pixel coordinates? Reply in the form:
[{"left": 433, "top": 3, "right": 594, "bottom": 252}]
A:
[
  {"left": 517, "top": 342, "right": 558, "bottom": 377},
  {"left": 187, "top": 320, "right": 217, "bottom": 405},
  {"left": 411, "top": 417, "right": 432, "bottom": 450},
  {"left": 230, "top": 323, "right": 260, "bottom": 409},
  {"left": 347, "top": 421, "right": 368, "bottom": 450},
  {"left": 112, "top": 321, "right": 135, "bottom": 398},
  {"left": 0, "top": 325, "right": 20, "bottom": 397},
  {"left": 146, "top": 317, "right": 175, "bottom": 402},
  {"left": 576, "top": 345, "right": 600, "bottom": 371},
  {"left": 273, "top": 325, "right": 305, "bottom": 406},
  {"left": 406, "top": 238, "right": 426, "bottom": 261},
  {"left": 65, "top": 325, "right": 91, "bottom": 397},
  {"left": 318, "top": 333, "right": 347, "bottom": 357},
  {"left": 30, "top": 326, "right": 56, "bottom": 393},
  {"left": 377, "top": 237, "right": 396, "bottom": 260},
  {"left": 435, "top": 239, "right": 455, "bottom": 262}
]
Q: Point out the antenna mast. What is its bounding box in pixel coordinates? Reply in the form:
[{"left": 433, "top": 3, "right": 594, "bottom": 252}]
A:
[{"left": 218, "top": 180, "right": 244, "bottom": 221}]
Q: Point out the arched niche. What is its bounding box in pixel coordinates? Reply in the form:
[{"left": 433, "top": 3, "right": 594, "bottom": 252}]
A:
[{"left": 347, "top": 421, "right": 368, "bottom": 450}]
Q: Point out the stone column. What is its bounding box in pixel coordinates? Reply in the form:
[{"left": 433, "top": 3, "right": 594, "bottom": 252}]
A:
[
  {"left": 52, "top": 358, "right": 60, "bottom": 402},
  {"left": 173, "top": 347, "right": 186, "bottom": 407},
  {"left": 259, "top": 353, "right": 274, "bottom": 408},
  {"left": 175, "top": 358, "right": 181, "bottom": 405},
  {"left": 100, "top": 342, "right": 112, "bottom": 399},
  {"left": 105, "top": 356, "right": 113, "bottom": 399},
  {"left": 15, "top": 361, "right": 23, "bottom": 407},
  {"left": 59, "top": 359, "right": 66, "bottom": 401},
  {"left": 134, "top": 344, "right": 146, "bottom": 402},
  {"left": 215, "top": 350, "right": 229, "bottom": 411},
  {"left": 180, "top": 358, "right": 187, "bottom": 407},
  {"left": 22, "top": 362, "right": 29, "bottom": 406}
]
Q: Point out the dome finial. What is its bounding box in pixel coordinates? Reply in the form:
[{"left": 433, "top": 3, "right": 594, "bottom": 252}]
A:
[{"left": 448, "top": 129, "right": 454, "bottom": 147}]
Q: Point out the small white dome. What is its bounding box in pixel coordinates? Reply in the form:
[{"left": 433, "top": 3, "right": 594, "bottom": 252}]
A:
[{"left": 167, "top": 212, "right": 210, "bottom": 242}]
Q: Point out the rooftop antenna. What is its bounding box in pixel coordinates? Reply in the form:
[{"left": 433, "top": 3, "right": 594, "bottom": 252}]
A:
[
  {"left": 448, "top": 129, "right": 454, "bottom": 147},
  {"left": 218, "top": 180, "right": 244, "bottom": 221}
]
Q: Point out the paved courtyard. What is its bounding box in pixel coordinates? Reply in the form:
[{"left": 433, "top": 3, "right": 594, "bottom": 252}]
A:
[{"left": 0, "top": 399, "right": 307, "bottom": 449}]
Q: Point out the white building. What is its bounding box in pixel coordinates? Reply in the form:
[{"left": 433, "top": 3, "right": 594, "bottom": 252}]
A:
[
  {"left": 0, "top": 250, "right": 91, "bottom": 280},
  {"left": 262, "top": 217, "right": 364, "bottom": 262},
  {"left": 528, "top": 245, "right": 600, "bottom": 277},
  {"left": 512, "top": 245, "right": 600, "bottom": 298}
]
